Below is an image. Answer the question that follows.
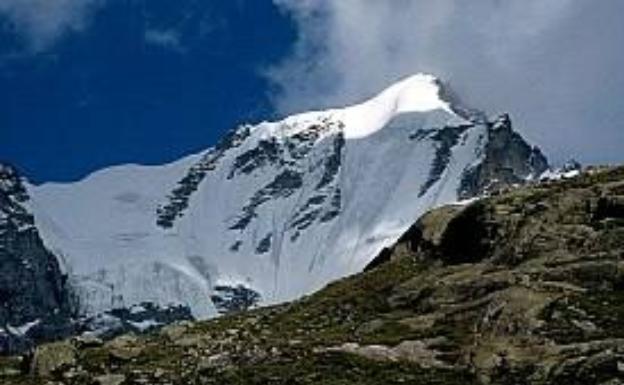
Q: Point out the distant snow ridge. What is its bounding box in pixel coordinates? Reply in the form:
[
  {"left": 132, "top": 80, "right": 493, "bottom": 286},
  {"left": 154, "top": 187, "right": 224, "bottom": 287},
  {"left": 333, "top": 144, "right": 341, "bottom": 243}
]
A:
[{"left": 26, "top": 74, "right": 548, "bottom": 319}]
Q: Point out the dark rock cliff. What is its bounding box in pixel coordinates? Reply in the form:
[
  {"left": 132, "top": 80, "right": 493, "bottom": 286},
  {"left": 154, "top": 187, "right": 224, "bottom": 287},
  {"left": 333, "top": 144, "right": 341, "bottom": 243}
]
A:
[
  {"left": 459, "top": 114, "right": 549, "bottom": 199},
  {"left": 0, "top": 164, "right": 76, "bottom": 354}
]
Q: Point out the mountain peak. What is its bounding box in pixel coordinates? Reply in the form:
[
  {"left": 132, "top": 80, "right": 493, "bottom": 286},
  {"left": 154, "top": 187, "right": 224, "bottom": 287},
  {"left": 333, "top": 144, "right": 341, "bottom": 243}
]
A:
[
  {"left": 250, "top": 73, "right": 455, "bottom": 141},
  {"left": 285, "top": 74, "right": 450, "bottom": 139},
  {"left": 338, "top": 73, "right": 454, "bottom": 139},
  {"left": 5, "top": 74, "right": 549, "bottom": 332},
  {"left": 366, "top": 73, "right": 449, "bottom": 114}
]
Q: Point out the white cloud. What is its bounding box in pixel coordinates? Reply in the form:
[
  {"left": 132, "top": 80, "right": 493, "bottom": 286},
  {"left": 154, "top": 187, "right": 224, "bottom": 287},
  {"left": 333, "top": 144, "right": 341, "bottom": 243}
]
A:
[
  {"left": 269, "top": 0, "right": 624, "bottom": 165},
  {"left": 0, "top": 0, "right": 103, "bottom": 51},
  {"left": 145, "top": 28, "right": 184, "bottom": 52}
]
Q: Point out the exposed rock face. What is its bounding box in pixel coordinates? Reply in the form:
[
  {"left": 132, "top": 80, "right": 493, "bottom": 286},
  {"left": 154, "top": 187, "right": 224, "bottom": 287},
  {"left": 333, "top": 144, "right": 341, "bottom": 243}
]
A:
[
  {"left": 156, "top": 125, "right": 252, "bottom": 229},
  {"left": 0, "top": 164, "right": 75, "bottom": 353},
  {"left": 210, "top": 285, "right": 261, "bottom": 315},
  {"left": 82, "top": 302, "right": 194, "bottom": 340},
  {"left": 420, "top": 124, "right": 472, "bottom": 197},
  {"left": 459, "top": 114, "right": 548, "bottom": 198},
  {"left": 3, "top": 167, "right": 622, "bottom": 385}
]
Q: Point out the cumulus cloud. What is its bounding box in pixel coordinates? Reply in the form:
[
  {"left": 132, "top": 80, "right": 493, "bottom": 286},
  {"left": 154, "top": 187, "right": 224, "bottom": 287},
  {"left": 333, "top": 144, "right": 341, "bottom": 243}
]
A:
[
  {"left": 0, "top": 0, "right": 103, "bottom": 51},
  {"left": 269, "top": 0, "right": 624, "bottom": 165}
]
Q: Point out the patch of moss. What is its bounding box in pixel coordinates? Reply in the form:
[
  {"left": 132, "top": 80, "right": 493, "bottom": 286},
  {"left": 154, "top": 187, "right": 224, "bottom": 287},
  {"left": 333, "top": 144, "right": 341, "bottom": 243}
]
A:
[
  {"left": 0, "top": 356, "right": 26, "bottom": 381},
  {"left": 575, "top": 291, "right": 624, "bottom": 338},
  {"left": 197, "top": 351, "right": 477, "bottom": 385},
  {"left": 539, "top": 290, "right": 624, "bottom": 344},
  {"left": 358, "top": 319, "right": 424, "bottom": 345}
]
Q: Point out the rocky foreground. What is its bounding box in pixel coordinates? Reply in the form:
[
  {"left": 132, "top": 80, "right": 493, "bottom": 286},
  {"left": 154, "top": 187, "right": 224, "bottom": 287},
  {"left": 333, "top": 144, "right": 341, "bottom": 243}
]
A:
[{"left": 2, "top": 166, "right": 623, "bottom": 385}]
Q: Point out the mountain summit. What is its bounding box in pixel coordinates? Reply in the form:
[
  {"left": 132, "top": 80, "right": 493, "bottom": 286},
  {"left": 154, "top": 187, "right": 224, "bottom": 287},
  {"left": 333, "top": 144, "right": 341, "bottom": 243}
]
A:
[{"left": 2, "top": 74, "right": 547, "bottom": 330}]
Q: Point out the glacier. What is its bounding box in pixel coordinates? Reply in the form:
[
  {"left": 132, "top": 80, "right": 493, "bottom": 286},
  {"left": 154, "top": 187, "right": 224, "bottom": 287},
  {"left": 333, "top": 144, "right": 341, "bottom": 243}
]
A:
[{"left": 24, "top": 74, "right": 547, "bottom": 319}]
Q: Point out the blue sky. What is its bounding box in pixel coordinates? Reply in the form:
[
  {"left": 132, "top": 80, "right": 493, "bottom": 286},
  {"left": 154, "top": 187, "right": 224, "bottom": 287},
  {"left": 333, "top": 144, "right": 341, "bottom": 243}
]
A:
[
  {"left": 0, "top": 1, "right": 295, "bottom": 182},
  {"left": 1, "top": 1, "right": 623, "bottom": 182}
]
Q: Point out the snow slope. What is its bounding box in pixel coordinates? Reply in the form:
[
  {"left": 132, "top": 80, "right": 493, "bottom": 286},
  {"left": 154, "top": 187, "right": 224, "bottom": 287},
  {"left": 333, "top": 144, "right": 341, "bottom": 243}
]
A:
[{"left": 26, "top": 74, "right": 545, "bottom": 318}]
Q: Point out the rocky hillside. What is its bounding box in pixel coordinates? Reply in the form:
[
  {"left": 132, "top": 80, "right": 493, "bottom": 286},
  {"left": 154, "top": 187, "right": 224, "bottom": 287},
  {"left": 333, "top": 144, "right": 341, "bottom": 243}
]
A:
[{"left": 2, "top": 166, "right": 622, "bottom": 385}]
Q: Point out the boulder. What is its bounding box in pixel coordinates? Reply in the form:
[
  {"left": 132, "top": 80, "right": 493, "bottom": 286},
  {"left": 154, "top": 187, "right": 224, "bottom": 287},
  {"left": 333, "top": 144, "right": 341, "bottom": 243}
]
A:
[{"left": 30, "top": 341, "right": 76, "bottom": 377}]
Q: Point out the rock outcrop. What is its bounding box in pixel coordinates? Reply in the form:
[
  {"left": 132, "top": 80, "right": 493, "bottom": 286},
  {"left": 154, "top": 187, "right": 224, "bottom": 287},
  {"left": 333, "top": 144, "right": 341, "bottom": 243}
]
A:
[
  {"left": 0, "top": 163, "right": 76, "bottom": 354},
  {"left": 458, "top": 114, "right": 548, "bottom": 198}
]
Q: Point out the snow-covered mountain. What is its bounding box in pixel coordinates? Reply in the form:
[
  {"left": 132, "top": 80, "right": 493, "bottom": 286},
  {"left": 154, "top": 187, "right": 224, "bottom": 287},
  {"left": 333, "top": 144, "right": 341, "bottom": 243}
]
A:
[{"left": 12, "top": 74, "right": 547, "bottom": 321}]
